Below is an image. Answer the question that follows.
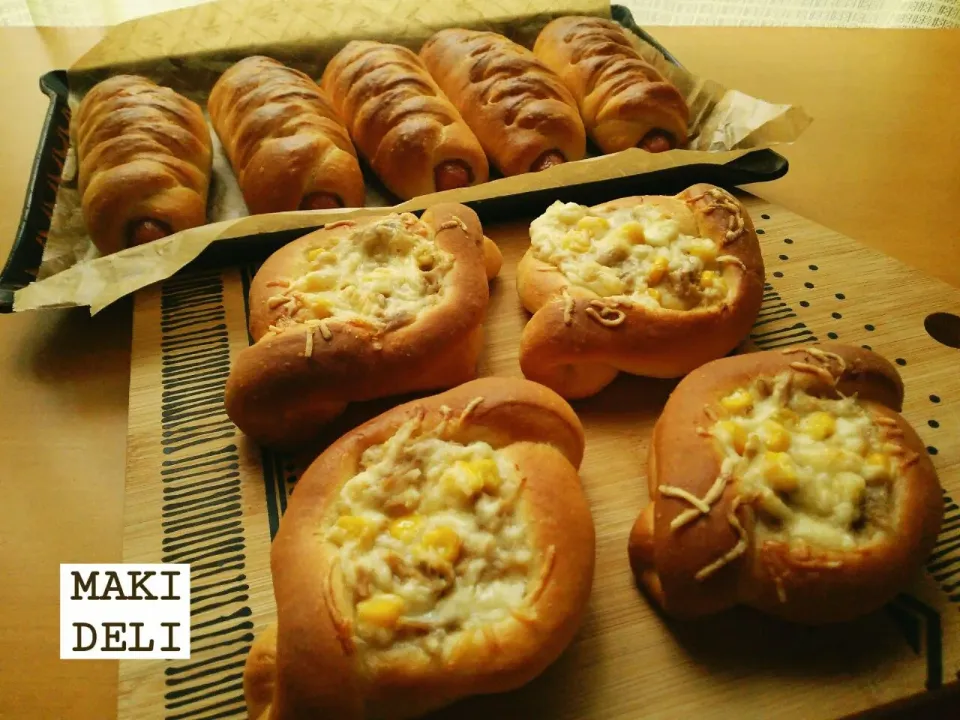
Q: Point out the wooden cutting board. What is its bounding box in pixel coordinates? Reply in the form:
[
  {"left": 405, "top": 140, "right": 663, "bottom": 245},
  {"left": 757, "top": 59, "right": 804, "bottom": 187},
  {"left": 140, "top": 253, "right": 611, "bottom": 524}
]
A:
[{"left": 119, "top": 193, "right": 960, "bottom": 720}]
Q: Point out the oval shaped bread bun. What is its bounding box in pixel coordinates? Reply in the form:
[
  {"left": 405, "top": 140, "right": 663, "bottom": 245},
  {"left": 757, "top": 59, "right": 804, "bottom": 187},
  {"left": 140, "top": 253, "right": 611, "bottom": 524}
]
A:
[
  {"left": 244, "top": 377, "right": 595, "bottom": 719},
  {"left": 517, "top": 184, "right": 765, "bottom": 399},
  {"left": 628, "top": 343, "right": 943, "bottom": 624},
  {"left": 224, "top": 203, "right": 502, "bottom": 449}
]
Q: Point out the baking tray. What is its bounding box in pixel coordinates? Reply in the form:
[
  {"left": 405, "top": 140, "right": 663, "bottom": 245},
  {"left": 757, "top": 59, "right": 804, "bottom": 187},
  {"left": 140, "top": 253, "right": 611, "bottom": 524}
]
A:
[{"left": 0, "top": 5, "right": 789, "bottom": 314}]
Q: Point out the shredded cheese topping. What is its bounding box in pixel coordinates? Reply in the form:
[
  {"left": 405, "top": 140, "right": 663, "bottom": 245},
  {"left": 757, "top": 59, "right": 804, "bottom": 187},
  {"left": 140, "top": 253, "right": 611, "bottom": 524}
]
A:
[
  {"left": 325, "top": 409, "right": 540, "bottom": 654},
  {"left": 685, "top": 187, "right": 745, "bottom": 243},
  {"left": 530, "top": 200, "right": 730, "bottom": 311},
  {"left": 265, "top": 213, "right": 454, "bottom": 335},
  {"left": 710, "top": 371, "right": 903, "bottom": 552}
]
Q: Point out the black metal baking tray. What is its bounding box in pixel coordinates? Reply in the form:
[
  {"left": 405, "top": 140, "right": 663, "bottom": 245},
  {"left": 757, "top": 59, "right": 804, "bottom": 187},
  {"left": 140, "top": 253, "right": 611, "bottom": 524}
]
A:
[{"left": 0, "top": 5, "right": 788, "bottom": 313}]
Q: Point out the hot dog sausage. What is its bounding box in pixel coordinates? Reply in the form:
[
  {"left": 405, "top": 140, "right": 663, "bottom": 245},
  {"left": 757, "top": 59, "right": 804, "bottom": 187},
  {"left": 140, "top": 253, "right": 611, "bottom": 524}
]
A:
[
  {"left": 299, "top": 193, "right": 344, "bottom": 210},
  {"left": 638, "top": 130, "right": 674, "bottom": 154},
  {"left": 434, "top": 160, "right": 473, "bottom": 192},
  {"left": 128, "top": 219, "right": 172, "bottom": 246},
  {"left": 531, "top": 150, "right": 566, "bottom": 172}
]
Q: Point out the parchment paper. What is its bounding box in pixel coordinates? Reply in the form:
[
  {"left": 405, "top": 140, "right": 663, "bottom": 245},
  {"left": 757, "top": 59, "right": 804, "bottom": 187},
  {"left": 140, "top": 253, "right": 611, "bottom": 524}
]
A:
[{"left": 13, "top": 0, "right": 812, "bottom": 314}]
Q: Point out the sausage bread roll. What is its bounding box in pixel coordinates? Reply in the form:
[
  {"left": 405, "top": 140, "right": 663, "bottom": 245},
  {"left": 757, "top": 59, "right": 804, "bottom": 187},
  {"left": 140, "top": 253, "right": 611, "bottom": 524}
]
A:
[
  {"left": 533, "top": 16, "right": 689, "bottom": 154},
  {"left": 243, "top": 377, "right": 595, "bottom": 719},
  {"left": 629, "top": 344, "right": 943, "bottom": 624},
  {"left": 419, "top": 29, "right": 586, "bottom": 175},
  {"left": 517, "top": 183, "right": 764, "bottom": 399},
  {"left": 321, "top": 41, "right": 489, "bottom": 200},
  {"left": 73, "top": 74, "right": 213, "bottom": 256},
  {"left": 224, "top": 203, "right": 503, "bottom": 449},
  {"left": 208, "top": 56, "right": 365, "bottom": 213}
]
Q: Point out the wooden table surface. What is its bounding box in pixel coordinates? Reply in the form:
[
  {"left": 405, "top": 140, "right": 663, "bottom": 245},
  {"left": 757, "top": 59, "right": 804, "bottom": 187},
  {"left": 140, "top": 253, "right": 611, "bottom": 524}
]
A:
[{"left": 0, "top": 25, "right": 958, "bottom": 720}]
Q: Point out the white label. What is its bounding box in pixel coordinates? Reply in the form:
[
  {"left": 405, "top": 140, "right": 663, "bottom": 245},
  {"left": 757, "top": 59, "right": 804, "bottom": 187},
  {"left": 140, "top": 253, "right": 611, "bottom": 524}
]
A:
[{"left": 60, "top": 564, "right": 191, "bottom": 660}]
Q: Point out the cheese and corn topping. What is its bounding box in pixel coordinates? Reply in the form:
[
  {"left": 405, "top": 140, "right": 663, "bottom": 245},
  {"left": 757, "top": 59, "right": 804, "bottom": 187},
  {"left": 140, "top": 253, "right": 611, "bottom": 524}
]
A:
[
  {"left": 269, "top": 213, "right": 454, "bottom": 332},
  {"left": 326, "top": 416, "right": 534, "bottom": 653},
  {"left": 530, "top": 200, "right": 730, "bottom": 311},
  {"left": 710, "top": 372, "right": 904, "bottom": 551}
]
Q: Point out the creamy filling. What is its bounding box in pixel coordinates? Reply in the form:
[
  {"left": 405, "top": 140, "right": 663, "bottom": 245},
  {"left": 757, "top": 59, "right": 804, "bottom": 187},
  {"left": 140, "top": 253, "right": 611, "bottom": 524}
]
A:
[
  {"left": 326, "top": 416, "right": 534, "bottom": 653},
  {"left": 530, "top": 200, "right": 728, "bottom": 310},
  {"left": 710, "top": 372, "right": 900, "bottom": 550},
  {"left": 266, "top": 213, "right": 453, "bottom": 333}
]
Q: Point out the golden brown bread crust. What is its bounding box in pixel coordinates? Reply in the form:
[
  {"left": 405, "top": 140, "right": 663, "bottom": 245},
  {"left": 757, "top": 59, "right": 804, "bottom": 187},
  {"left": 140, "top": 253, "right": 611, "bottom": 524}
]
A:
[
  {"left": 72, "top": 74, "right": 212, "bottom": 256},
  {"left": 517, "top": 184, "right": 764, "bottom": 398},
  {"left": 481, "top": 236, "right": 504, "bottom": 281},
  {"left": 224, "top": 203, "right": 497, "bottom": 449},
  {"left": 243, "top": 376, "right": 594, "bottom": 719},
  {"left": 533, "top": 16, "right": 689, "bottom": 154},
  {"left": 208, "top": 56, "right": 365, "bottom": 213},
  {"left": 628, "top": 344, "right": 944, "bottom": 624},
  {"left": 321, "top": 41, "right": 489, "bottom": 201},
  {"left": 419, "top": 29, "right": 586, "bottom": 176}
]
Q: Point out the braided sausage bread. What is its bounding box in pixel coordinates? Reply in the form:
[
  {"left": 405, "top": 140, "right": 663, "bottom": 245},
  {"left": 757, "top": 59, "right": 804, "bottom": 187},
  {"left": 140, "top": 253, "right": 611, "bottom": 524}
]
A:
[
  {"left": 419, "top": 29, "right": 586, "bottom": 176},
  {"left": 208, "top": 56, "right": 365, "bottom": 213},
  {"left": 224, "top": 203, "right": 503, "bottom": 449},
  {"left": 73, "top": 74, "right": 212, "bottom": 256},
  {"left": 243, "top": 377, "right": 594, "bottom": 719},
  {"left": 322, "top": 41, "right": 489, "bottom": 201},
  {"left": 628, "top": 344, "right": 943, "bottom": 624},
  {"left": 533, "top": 16, "right": 689, "bottom": 154},
  {"left": 517, "top": 184, "right": 764, "bottom": 399}
]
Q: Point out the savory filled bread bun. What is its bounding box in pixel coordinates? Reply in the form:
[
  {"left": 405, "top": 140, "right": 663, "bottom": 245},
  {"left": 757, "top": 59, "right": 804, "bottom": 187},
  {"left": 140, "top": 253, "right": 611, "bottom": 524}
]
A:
[
  {"left": 244, "top": 377, "right": 596, "bottom": 719},
  {"left": 629, "top": 344, "right": 943, "bottom": 624},
  {"left": 225, "top": 204, "right": 502, "bottom": 449},
  {"left": 518, "top": 184, "right": 764, "bottom": 398}
]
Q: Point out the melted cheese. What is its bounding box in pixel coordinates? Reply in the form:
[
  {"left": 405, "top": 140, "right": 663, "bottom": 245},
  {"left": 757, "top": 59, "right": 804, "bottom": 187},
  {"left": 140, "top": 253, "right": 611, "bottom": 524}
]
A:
[
  {"left": 530, "top": 200, "right": 728, "bottom": 311},
  {"left": 326, "top": 417, "right": 533, "bottom": 653},
  {"left": 711, "top": 372, "right": 899, "bottom": 550},
  {"left": 272, "top": 213, "right": 453, "bottom": 331}
]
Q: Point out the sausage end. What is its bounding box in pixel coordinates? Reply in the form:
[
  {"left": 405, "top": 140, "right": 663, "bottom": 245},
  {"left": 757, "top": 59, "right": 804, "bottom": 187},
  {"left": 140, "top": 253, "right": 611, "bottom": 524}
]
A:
[
  {"left": 300, "top": 193, "right": 344, "bottom": 210},
  {"left": 638, "top": 131, "right": 675, "bottom": 154},
  {"left": 531, "top": 150, "right": 566, "bottom": 172},
  {"left": 434, "top": 160, "right": 472, "bottom": 192},
  {"left": 127, "top": 219, "right": 172, "bottom": 246}
]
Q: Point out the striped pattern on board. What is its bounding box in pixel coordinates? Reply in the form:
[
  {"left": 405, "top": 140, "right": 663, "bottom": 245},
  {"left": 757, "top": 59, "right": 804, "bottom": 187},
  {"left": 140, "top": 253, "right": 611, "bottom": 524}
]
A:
[
  {"left": 930, "top": 492, "right": 960, "bottom": 604},
  {"left": 158, "top": 269, "right": 252, "bottom": 720},
  {"left": 750, "top": 283, "right": 818, "bottom": 349}
]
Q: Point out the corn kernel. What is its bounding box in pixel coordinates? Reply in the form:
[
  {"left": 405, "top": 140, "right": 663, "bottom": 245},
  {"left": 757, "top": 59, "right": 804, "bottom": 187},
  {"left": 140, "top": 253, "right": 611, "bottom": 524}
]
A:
[
  {"left": 801, "top": 411, "right": 836, "bottom": 440},
  {"left": 618, "top": 221, "right": 646, "bottom": 244},
  {"left": 577, "top": 215, "right": 610, "bottom": 235},
  {"left": 764, "top": 452, "right": 799, "bottom": 493},
  {"left": 388, "top": 515, "right": 424, "bottom": 543},
  {"left": 717, "top": 420, "right": 747, "bottom": 454},
  {"left": 700, "top": 270, "right": 718, "bottom": 287},
  {"left": 334, "top": 516, "right": 375, "bottom": 547},
  {"left": 643, "top": 219, "right": 678, "bottom": 247},
  {"left": 308, "top": 298, "right": 331, "bottom": 318},
  {"left": 472, "top": 458, "right": 501, "bottom": 492},
  {"left": 721, "top": 388, "right": 754, "bottom": 415},
  {"left": 759, "top": 420, "right": 791, "bottom": 452},
  {"left": 647, "top": 256, "right": 670, "bottom": 286},
  {"left": 687, "top": 241, "right": 718, "bottom": 263},
  {"left": 774, "top": 408, "right": 800, "bottom": 426},
  {"left": 307, "top": 247, "right": 337, "bottom": 264},
  {"left": 646, "top": 287, "right": 662, "bottom": 303},
  {"left": 420, "top": 526, "right": 462, "bottom": 563},
  {"left": 593, "top": 269, "right": 625, "bottom": 296},
  {"left": 863, "top": 453, "right": 891, "bottom": 483},
  {"left": 415, "top": 249, "right": 436, "bottom": 270},
  {"left": 561, "top": 231, "right": 591, "bottom": 253},
  {"left": 356, "top": 594, "right": 405, "bottom": 627},
  {"left": 441, "top": 460, "right": 484, "bottom": 499}
]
